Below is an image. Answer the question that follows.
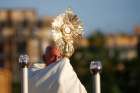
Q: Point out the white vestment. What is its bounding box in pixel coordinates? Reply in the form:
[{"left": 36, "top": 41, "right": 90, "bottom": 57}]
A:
[{"left": 28, "top": 57, "right": 87, "bottom": 93}]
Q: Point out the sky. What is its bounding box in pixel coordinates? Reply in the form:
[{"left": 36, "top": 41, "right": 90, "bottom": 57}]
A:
[{"left": 0, "top": 0, "right": 140, "bottom": 35}]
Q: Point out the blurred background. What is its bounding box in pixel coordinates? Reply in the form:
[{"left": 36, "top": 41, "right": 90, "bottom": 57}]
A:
[{"left": 0, "top": 0, "right": 140, "bottom": 93}]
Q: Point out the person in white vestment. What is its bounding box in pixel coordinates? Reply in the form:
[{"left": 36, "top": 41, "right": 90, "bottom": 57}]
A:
[
  {"left": 28, "top": 46, "right": 87, "bottom": 93},
  {"left": 28, "top": 8, "right": 87, "bottom": 93}
]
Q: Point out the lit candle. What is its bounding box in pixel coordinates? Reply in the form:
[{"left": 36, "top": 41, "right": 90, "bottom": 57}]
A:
[
  {"left": 90, "top": 61, "right": 102, "bottom": 93},
  {"left": 19, "top": 54, "right": 29, "bottom": 93}
]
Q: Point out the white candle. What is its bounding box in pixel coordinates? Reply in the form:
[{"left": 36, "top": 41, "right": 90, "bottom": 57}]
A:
[
  {"left": 90, "top": 61, "right": 102, "bottom": 93},
  {"left": 19, "top": 55, "right": 29, "bottom": 93},
  {"left": 23, "top": 67, "right": 28, "bottom": 93}
]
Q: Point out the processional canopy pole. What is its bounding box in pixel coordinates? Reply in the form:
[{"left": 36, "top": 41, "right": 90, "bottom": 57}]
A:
[
  {"left": 19, "top": 54, "right": 29, "bottom": 93},
  {"left": 90, "top": 61, "right": 102, "bottom": 93}
]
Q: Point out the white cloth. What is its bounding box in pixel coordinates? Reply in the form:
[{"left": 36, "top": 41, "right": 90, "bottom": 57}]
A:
[{"left": 28, "top": 57, "right": 87, "bottom": 93}]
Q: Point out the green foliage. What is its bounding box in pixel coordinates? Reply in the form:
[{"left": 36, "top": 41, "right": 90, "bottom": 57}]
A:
[
  {"left": 71, "top": 31, "right": 140, "bottom": 93},
  {"left": 12, "top": 82, "right": 20, "bottom": 93}
]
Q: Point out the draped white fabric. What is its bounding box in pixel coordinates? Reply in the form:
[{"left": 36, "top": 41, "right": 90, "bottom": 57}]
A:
[{"left": 28, "top": 57, "right": 87, "bottom": 93}]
